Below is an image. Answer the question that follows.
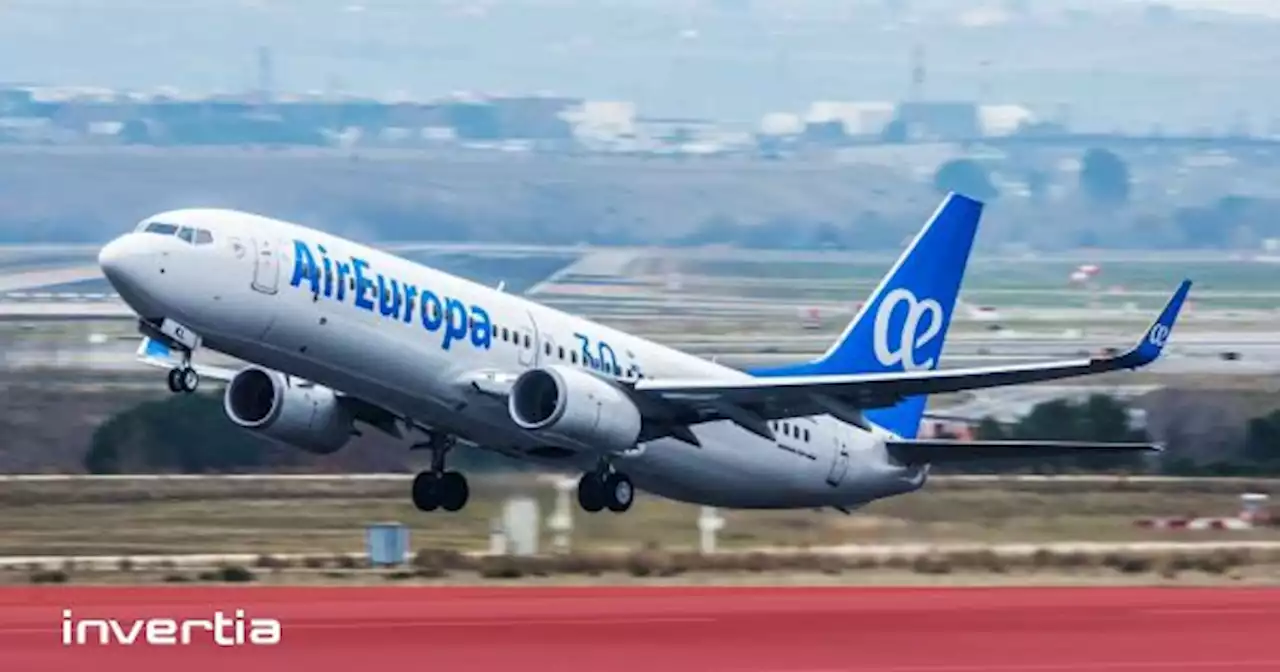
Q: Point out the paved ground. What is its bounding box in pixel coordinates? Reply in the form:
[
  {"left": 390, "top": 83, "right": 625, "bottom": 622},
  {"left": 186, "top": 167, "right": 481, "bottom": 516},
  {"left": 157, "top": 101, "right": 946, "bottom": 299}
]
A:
[{"left": 0, "top": 586, "right": 1277, "bottom": 671}]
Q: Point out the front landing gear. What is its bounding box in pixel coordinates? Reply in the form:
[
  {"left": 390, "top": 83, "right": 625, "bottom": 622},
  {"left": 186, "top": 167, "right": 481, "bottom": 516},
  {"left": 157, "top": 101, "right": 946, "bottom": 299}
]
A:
[
  {"left": 410, "top": 432, "right": 470, "bottom": 512},
  {"left": 144, "top": 318, "right": 202, "bottom": 395},
  {"left": 577, "top": 469, "right": 634, "bottom": 513},
  {"left": 167, "top": 366, "right": 199, "bottom": 394}
]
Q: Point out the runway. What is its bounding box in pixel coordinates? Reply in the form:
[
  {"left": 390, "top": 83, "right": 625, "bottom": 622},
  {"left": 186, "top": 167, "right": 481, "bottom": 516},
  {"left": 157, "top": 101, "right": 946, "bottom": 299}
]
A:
[{"left": 1, "top": 586, "right": 1277, "bottom": 671}]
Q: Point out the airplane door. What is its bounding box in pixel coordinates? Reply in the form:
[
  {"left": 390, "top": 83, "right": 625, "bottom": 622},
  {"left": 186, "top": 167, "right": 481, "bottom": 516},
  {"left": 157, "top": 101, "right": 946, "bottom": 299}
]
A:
[
  {"left": 250, "top": 237, "right": 280, "bottom": 295},
  {"left": 540, "top": 332, "right": 558, "bottom": 368},
  {"left": 516, "top": 310, "right": 538, "bottom": 368},
  {"left": 826, "top": 436, "right": 850, "bottom": 487}
]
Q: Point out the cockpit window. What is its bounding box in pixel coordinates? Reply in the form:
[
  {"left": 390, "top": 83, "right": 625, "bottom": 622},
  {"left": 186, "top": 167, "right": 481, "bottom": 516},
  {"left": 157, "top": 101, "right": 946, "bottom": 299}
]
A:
[
  {"left": 178, "top": 227, "right": 196, "bottom": 243},
  {"left": 195, "top": 229, "right": 214, "bottom": 245},
  {"left": 142, "top": 222, "right": 179, "bottom": 235}
]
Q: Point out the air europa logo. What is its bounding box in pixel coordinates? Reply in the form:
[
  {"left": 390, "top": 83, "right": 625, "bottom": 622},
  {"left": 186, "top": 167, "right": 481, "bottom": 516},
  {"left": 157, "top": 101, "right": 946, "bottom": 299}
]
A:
[
  {"left": 1148, "top": 323, "right": 1170, "bottom": 348},
  {"left": 290, "top": 240, "right": 492, "bottom": 351},
  {"left": 873, "top": 288, "right": 945, "bottom": 371}
]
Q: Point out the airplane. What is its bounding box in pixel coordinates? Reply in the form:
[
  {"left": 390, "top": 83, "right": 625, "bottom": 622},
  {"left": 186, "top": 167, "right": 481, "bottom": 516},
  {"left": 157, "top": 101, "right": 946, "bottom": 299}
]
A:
[{"left": 98, "top": 193, "right": 1188, "bottom": 515}]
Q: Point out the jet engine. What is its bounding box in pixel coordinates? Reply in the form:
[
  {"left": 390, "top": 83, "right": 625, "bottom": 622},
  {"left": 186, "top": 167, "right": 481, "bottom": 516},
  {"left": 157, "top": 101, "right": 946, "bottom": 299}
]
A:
[
  {"left": 508, "top": 365, "right": 642, "bottom": 454},
  {"left": 223, "top": 366, "right": 355, "bottom": 454}
]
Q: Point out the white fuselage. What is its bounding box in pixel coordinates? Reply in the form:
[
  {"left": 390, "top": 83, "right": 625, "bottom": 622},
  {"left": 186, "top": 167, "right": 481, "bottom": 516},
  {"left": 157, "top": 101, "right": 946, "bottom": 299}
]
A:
[{"left": 102, "top": 209, "right": 927, "bottom": 509}]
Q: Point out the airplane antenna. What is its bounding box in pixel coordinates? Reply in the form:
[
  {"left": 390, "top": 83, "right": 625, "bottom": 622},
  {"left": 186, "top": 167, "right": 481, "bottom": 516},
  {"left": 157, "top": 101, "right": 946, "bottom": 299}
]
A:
[{"left": 496, "top": 280, "right": 506, "bottom": 292}]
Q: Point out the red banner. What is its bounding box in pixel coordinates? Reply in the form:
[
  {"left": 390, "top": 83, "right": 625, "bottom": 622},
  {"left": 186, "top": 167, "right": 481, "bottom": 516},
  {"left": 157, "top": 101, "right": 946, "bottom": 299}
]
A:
[{"left": 2, "top": 586, "right": 1278, "bottom": 671}]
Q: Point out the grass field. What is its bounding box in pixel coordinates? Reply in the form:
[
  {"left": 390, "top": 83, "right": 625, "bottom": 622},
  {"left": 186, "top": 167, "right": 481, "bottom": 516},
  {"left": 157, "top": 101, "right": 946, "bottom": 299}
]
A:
[
  {"left": 10, "top": 565, "right": 1280, "bottom": 587},
  {"left": 1, "top": 476, "right": 1275, "bottom": 558}
]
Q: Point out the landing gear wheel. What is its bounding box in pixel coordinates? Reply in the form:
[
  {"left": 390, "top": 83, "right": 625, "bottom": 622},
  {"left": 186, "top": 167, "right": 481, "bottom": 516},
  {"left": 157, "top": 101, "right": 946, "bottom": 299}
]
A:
[
  {"left": 576, "top": 474, "right": 605, "bottom": 513},
  {"left": 180, "top": 367, "right": 199, "bottom": 393},
  {"left": 167, "top": 367, "right": 199, "bottom": 393},
  {"left": 604, "top": 472, "right": 634, "bottom": 513},
  {"left": 438, "top": 471, "right": 470, "bottom": 512},
  {"left": 411, "top": 472, "right": 440, "bottom": 512},
  {"left": 166, "top": 368, "right": 183, "bottom": 393},
  {"left": 408, "top": 431, "right": 469, "bottom": 513}
]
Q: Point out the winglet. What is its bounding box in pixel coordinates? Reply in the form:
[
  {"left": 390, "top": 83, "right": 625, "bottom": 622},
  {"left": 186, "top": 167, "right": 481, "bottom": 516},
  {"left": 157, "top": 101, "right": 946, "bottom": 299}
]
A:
[{"left": 1116, "top": 279, "right": 1191, "bottom": 368}]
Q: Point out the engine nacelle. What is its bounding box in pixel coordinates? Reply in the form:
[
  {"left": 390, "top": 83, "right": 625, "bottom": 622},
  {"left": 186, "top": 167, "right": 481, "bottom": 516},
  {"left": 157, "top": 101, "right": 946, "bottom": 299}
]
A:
[
  {"left": 223, "top": 366, "right": 354, "bottom": 455},
  {"left": 508, "top": 365, "right": 643, "bottom": 454}
]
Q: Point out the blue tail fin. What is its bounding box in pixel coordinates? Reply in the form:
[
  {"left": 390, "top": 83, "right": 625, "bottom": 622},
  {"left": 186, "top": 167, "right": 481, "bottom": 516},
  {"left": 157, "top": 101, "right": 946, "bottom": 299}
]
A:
[{"left": 749, "top": 192, "right": 984, "bottom": 438}]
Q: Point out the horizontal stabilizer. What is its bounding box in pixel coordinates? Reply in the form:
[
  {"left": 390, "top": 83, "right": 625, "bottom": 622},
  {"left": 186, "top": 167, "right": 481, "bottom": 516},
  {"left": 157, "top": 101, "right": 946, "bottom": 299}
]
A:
[{"left": 885, "top": 439, "right": 1162, "bottom": 465}]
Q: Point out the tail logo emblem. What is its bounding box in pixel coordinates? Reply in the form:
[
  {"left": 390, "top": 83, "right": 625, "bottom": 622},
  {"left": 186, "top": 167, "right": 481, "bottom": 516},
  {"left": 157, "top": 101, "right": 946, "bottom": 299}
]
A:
[
  {"left": 874, "top": 288, "right": 944, "bottom": 370},
  {"left": 1148, "top": 323, "right": 1171, "bottom": 347}
]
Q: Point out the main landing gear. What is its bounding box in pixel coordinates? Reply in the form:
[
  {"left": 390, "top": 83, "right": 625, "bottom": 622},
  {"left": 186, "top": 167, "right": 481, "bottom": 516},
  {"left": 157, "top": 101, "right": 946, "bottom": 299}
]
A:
[
  {"left": 576, "top": 465, "right": 634, "bottom": 513},
  {"left": 410, "top": 432, "right": 470, "bottom": 513}
]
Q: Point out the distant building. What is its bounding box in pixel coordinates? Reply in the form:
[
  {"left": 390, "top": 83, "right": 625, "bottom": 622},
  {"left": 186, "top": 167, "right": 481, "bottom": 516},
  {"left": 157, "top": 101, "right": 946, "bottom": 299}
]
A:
[
  {"left": 895, "top": 101, "right": 981, "bottom": 141},
  {"left": 562, "top": 101, "right": 637, "bottom": 147},
  {"left": 978, "top": 104, "right": 1036, "bottom": 136},
  {"left": 804, "top": 101, "right": 896, "bottom": 137}
]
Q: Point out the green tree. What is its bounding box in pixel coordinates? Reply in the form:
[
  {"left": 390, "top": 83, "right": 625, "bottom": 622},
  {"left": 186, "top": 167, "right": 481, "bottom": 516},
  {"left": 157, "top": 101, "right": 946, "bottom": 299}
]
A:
[
  {"left": 1244, "top": 410, "right": 1280, "bottom": 465},
  {"left": 933, "top": 158, "right": 998, "bottom": 202},
  {"left": 1025, "top": 168, "right": 1050, "bottom": 203},
  {"left": 85, "top": 390, "right": 534, "bottom": 475},
  {"left": 1078, "top": 147, "right": 1131, "bottom": 208},
  {"left": 85, "top": 393, "right": 285, "bottom": 474},
  {"left": 966, "top": 395, "right": 1150, "bottom": 473},
  {"left": 974, "top": 416, "right": 1006, "bottom": 440}
]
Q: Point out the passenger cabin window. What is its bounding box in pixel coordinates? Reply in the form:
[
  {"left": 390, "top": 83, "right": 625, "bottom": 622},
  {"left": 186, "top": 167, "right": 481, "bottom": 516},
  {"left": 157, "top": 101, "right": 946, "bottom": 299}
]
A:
[{"left": 523, "top": 334, "right": 531, "bottom": 349}]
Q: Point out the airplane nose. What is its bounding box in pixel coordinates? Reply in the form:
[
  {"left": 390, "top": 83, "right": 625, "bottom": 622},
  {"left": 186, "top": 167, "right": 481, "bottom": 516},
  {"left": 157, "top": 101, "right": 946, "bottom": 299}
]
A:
[
  {"left": 98, "top": 233, "right": 146, "bottom": 290},
  {"left": 99, "top": 232, "right": 164, "bottom": 317},
  {"left": 98, "top": 236, "right": 129, "bottom": 280}
]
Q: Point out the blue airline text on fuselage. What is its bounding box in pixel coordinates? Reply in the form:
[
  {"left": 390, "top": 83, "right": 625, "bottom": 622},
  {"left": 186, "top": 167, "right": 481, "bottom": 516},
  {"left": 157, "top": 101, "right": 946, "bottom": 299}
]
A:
[{"left": 289, "top": 239, "right": 492, "bottom": 351}]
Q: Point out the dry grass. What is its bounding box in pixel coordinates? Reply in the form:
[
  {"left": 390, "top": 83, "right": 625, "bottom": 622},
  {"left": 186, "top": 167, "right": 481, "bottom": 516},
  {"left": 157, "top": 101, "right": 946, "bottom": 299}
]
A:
[
  {"left": 7, "top": 545, "right": 1280, "bottom": 586},
  {"left": 0, "top": 476, "right": 1276, "bottom": 556}
]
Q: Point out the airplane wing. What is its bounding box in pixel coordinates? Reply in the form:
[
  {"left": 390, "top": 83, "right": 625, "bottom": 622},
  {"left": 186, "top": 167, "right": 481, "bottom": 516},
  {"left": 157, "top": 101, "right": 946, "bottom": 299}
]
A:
[
  {"left": 632, "top": 280, "right": 1189, "bottom": 427},
  {"left": 884, "top": 439, "right": 1162, "bottom": 465}
]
